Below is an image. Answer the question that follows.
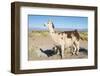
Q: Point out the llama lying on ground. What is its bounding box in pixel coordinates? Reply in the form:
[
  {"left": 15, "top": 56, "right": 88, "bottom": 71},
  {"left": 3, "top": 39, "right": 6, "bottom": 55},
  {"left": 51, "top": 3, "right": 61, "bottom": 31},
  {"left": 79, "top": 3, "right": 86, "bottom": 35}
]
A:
[{"left": 44, "top": 20, "right": 83, "bottom": 58}]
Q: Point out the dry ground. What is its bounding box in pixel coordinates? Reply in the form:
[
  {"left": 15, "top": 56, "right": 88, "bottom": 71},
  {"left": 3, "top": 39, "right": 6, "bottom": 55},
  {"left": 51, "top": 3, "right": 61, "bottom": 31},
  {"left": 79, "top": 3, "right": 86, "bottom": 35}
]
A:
[{"left": 28, "top": 31, "right": 88, "bottom": 61}]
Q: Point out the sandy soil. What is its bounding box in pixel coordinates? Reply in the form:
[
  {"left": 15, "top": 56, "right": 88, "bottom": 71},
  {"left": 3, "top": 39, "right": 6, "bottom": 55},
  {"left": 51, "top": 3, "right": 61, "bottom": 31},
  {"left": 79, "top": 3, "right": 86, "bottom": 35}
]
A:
[{"left": 28, "top": 31, "right": 88, "bottom": 61}]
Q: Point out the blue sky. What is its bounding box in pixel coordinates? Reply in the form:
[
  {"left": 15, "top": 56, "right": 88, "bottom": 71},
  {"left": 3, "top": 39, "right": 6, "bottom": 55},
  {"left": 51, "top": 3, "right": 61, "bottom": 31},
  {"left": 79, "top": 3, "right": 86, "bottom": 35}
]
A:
[{"left": 28, "top": 15, "right": 88, "bottom": 29}]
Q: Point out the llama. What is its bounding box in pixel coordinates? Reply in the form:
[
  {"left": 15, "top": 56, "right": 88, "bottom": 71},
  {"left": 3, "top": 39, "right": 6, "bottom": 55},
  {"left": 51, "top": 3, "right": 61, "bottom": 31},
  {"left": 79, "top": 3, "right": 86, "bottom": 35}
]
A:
[{"left": 44, "top": 20, "right": 81, "bottom": 58}]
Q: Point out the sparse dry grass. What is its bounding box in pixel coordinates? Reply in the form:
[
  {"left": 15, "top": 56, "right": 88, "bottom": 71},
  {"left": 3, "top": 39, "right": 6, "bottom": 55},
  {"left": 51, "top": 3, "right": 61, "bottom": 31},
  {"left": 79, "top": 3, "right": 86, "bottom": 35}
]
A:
[
  {"left": 30, "top": 31, "right": 49, "bottom": 36},
  {"left": 28, "top": 30, "right": 88, "bottom": 61},
  {"left": 79, "top": 32, "right": 88, "bottom": 41},
  {"left": 29, "top": 31, "right": 88, "bottom": 41}
]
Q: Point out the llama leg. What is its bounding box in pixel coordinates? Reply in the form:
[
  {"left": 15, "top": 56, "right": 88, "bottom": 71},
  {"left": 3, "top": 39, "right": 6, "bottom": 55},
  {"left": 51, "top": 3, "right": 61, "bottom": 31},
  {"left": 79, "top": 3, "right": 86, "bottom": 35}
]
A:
[
  {"left": 61, "top": 45, "right": 65, "bottom": 59},
  {"left": 72, "top": 44, "right": 76, "bottom": 55},
  {"left": 75, "top": 41, "right": 79, "bottom": 55},
  {"left": 76, "top": 42, "right": 79, "bottom": 55}
]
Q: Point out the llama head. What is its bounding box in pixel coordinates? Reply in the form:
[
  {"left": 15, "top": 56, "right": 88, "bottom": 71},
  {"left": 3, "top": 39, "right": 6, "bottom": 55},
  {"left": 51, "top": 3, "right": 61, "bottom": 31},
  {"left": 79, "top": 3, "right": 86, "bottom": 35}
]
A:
[
  {"left": 44, "top": 20, "right": 55, "bottom": 33},
  {"left": 44, "top": 20, "right": 55, "bottom": 29}
]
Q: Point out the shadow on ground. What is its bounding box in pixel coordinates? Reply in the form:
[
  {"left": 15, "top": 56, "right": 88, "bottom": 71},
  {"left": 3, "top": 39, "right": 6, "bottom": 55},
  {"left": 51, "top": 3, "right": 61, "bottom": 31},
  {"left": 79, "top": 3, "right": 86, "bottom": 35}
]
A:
[
  {"left": 79, "top": 47, "right": 88, "bottom": 55},
  {"left": 39, "top": 47, "right": 88, "bottom": 57}
]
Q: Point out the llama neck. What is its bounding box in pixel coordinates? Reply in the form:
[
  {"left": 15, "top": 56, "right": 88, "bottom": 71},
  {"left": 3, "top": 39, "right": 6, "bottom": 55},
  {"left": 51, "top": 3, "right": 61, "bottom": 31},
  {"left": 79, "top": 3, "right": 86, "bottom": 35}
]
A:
[
  {"left": 48, "top": 25, "right": 55, "bottom": 33},
  {"left": 48, "top": 27, "right": 55, "bottom": 33}
]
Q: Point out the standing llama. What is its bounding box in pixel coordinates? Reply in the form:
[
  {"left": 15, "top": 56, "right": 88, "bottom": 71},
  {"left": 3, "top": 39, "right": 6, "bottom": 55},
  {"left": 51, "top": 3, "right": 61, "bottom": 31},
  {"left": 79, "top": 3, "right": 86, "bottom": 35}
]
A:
[{"left": 44, "top": 20, "right": 82, "bottom": 58}]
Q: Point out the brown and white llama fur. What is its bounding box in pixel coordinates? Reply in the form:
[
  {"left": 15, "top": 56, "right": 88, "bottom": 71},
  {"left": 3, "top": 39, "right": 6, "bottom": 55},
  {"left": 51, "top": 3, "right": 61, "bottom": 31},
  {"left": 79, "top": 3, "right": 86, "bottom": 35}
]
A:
[{"left": 44, "top": 20, "right": 81, "bottom": 58}]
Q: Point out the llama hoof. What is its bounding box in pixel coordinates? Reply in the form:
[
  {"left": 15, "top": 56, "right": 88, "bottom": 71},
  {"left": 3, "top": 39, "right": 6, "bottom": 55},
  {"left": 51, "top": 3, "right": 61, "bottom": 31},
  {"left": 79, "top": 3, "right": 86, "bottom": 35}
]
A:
[{"left": 75, "top": 52, "right": 79, "bottom": 56}]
